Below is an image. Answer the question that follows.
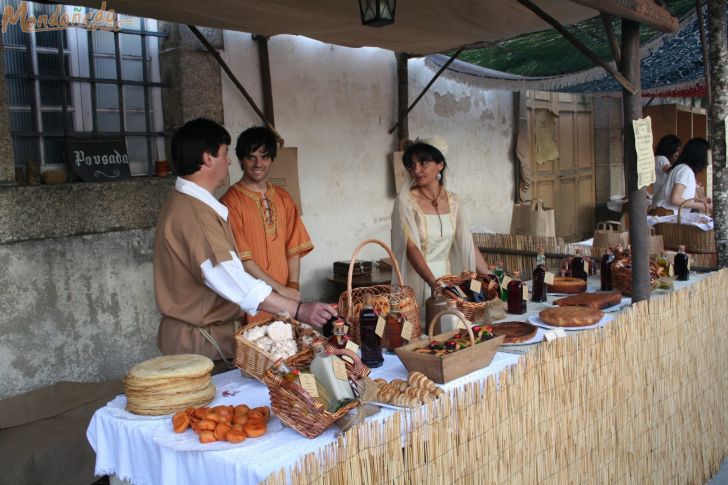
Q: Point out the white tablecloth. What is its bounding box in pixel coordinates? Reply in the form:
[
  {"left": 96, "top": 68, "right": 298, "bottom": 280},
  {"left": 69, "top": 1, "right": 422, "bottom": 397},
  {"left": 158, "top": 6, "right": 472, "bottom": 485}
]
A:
[{"left": 87, "top": 273, "right": 708, "bottom": 485}]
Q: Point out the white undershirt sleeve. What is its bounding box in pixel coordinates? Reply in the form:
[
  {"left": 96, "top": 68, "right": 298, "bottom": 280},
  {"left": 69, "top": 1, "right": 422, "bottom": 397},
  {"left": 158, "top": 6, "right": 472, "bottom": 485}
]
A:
[{"left": 200, "top": 251, "right": 273, "bottom": 315}]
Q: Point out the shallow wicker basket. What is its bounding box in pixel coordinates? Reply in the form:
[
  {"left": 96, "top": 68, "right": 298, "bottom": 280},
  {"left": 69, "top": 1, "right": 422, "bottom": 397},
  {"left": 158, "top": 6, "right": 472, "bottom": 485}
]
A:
[
  {"left": 338, "top": 239, "right": 420, "bottom": 346},
  {"left": 433, "top": 272, "right": 501, "bottom": 322},
  {"left": 233, "top": 314, "right": 314, "bottom": 382},
  {"left": 652, "top": 198, "right": 716, "bottom": 254},
  {"left": 262, "top": 347, "right": 370, "bottom": 439},
  {"left": 611, "top": 261, "right": 660, "bottom": 296}
]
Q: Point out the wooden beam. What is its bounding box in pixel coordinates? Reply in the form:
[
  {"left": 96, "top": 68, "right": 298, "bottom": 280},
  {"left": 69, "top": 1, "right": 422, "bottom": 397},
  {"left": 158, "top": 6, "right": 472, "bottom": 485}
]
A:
[
  {"left": 253, "top": 35, "right": 275, "bottom": 127},
  {"left": 395, "top": 52, "right": 409, "bottom": 146},
  {"left": 514, "top": 0, "right": 638, "bottom": 95},
  {"left": 569, "top": 0, "right": 678, "bottom": 32},
  {"left": 388, "top": 47, "right": 464, "bottom": 135},
  {"left": 600, "top": 12, "right": 621, "bottom": 65}
]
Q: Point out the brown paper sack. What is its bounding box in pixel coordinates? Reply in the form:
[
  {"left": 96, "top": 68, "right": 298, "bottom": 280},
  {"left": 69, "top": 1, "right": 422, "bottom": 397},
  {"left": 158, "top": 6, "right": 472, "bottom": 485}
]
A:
[
  {"left": 510, "top": 200, "right": 556, "bottom": 238},
  {"left": 593, "top": 220, "right": 629, "bottom": 249}
]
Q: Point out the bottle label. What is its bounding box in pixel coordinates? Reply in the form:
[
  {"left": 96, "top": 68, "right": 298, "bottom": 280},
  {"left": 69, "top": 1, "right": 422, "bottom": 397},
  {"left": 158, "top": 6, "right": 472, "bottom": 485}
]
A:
[
  {"left": 502, "top": 275, "right": 512, "bottom": 288},
  {"left": 668, "top": 263, "right": 674, "bottom": 277},
  {"left": 469, "top": 279, "right": 482, "bottom": 293},
  {"left": 583, "top": 261, "right": 589, "bottom": 273},
  {"left": 375, "top": 316, "right": 386, "bottom": 337},
  {"left": 401, "top": 320, "right": 413, "bottom": 340},
  {"left": 345, "top": 340, "right": 360, "bottom": 354},
  {"left": 332, "top": 359, "right": 348, "bottom": 381},
  {"left": 544, "top": 272, "right": 555, "bottom": 285},
  {"left": 522, "top": 285, "right": 529, "bottom": 301},
  {"left": 298, "top": 373, "right": 319, "bottom": 397}
]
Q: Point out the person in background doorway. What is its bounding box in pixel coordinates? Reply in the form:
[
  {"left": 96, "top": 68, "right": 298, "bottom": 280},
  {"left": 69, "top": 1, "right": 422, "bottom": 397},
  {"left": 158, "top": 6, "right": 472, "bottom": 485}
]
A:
[
  {"left": 391, "top": 140, "right": 490, "bottom": 313},
  {"left": 653, "top": 137, "right": 712, "bottom": 216},
  {"left": 153, "top": 119, "right": 335, "bottom": 371},
  {"left": 220, "top": 126, "right": 314, "bottom": 325},
  {"left": 652, "top": 134, "right": 681, "bottom": 201}
]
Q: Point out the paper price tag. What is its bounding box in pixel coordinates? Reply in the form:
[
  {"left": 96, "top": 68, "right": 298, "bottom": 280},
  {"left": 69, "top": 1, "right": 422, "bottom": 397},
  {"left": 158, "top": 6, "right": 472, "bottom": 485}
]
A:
[
  {"left": 298, "top": 373, "right": 319, "bottom": 397},
  {"left": 583, "top": 261, "right": 589, "bottom": 274},
  {"left": 687, "top": 259, "right": 691, "bottom": 271},
  {"left": 345, "top": 340, "right": 360, "bottom": 354},
  {"left": 544, "top": 329, "right": 567, "bottom": 341},
  {"left": 401, "top": 320, "right": 413, "bottom": 341},
  {"left": 544, "top": 272, "right": 555, "bottom": 285},
  {"left": 332, "top": 359, "right": 348, "bottom": 381},
  {"left": 668, "top": 263, "right": 674, "bottom": 277},
  {"left": 375, "top": 316, "right": 386, "bottom": 337},
  {"left": 469, "top": 279, "right": 482, "bottom": 293},
  {"left": 501, "top": 275, "right": 512, "bottom": 289},
  {"left": 522, "top": 285, "right": 529, "bottom": 301}
]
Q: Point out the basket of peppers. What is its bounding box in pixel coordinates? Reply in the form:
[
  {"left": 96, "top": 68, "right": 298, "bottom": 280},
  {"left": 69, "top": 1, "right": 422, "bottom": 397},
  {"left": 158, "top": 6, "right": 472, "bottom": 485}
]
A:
[{"left": 394, "top": 309, "right": 504, "bottom": 384}]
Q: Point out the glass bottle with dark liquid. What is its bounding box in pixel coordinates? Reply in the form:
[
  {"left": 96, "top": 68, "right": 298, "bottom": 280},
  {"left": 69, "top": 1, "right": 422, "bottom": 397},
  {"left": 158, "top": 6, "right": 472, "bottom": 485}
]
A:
[
  {"left": 385, "top": 301, "right": 405, "bottom": 352},
  {"left": 674, "top": 245, "right": 690, "bottom": 281},
  {"left": 531, "top": 248, "right": 547, "bottom": 302},
  {"left": 600, "top": 249, "right": 615, "bottom": 291},
  {"left": 570, "top": 248, "right": 588, "bottom": 281},
  {"left": 359, "top": 297, "right": 383, "bottom": 368},
  {"left": 507, "top": 271, "right": 527, "bottom": 314}
]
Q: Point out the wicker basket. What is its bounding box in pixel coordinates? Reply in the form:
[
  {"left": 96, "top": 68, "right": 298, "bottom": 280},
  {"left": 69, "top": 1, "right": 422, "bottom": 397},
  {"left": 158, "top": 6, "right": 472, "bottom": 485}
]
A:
[
  {"left": 652, "top": 198, "right": 715, "bottom": 254},
  {"left": 433, "top": 272, "right": 501, "bottom": 322},
  {"left": 394, "top": 309, "right": 504, "bottom": 384},
  {"left": 262, "top": 347, "right": 370, "bottom": 438},
  {"left": 233, "top": 314, "right": 315, "bottom": 382},
  {"left": 611, "top": 258, "right": 661, "bottom": 296},
  {"left": 338, "top": 239, "right": 420, "bottom": 345}
]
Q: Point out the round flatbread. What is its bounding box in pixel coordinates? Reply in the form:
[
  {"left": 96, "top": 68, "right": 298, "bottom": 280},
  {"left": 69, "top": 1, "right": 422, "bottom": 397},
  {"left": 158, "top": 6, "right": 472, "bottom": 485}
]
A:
[
  {"left": 490, "top": 322, "right": 538, "bottom": 343},
  {"left": 553, "top": 292, "right": 621, "bottom": 310},
  {"left": 547, "top": 277, "right": 587, "bottom": 294},
  {"left": 126, "top": 383, "right": 216, "bottom": 416},
  {"left": 126, "top": 354, "right": 214, "bottom": 380},
  {"left": 539, "top": 306, "right": 604, "bottom": 327}
]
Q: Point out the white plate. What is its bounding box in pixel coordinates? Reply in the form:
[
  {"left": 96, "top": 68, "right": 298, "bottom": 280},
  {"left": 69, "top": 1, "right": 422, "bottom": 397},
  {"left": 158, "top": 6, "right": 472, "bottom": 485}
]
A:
[
  {"left": 498, "top": 327, "right": 547, "bottom": 346},
  {"left": 105, "top": 394, "right": 172, "bottom": 421},
  {"left": 372, "top": 401, "right": 413, "bottom": 411},
  {"left": 528, "top": 312, "right": 614, "bottom": 331},
  {"left": 152, "top": 416, "right": 284, "bottom": 452}
]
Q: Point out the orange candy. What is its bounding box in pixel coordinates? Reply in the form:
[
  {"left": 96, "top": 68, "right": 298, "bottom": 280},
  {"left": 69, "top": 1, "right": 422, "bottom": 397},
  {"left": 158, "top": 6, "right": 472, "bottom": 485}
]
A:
[
  {"left": 172, "top": 412, "right": 190, "bottom": 433},
  {"left": 244, "top": 418, "right": 267, "bottom": 438},
  {"left": 226, "top": 429, "right": 246, "bottom": 444},
  {"left": 198, "top": 430, "right": 217, "bottom": 443},
  {"left": 214, "top": 423, "right": 232, "bottom": 441}
]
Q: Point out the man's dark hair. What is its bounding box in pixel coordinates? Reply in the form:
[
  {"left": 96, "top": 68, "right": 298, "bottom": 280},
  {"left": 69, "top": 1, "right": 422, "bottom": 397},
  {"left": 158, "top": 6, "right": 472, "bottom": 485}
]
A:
[
  {"left": 671, "top": 137, "right": 709, "bottom": 175},
  {"left": 171, "top": 118, "right": 231, "bottom": 176},
  {"left": 235, "top": 126, "right": 278, "bottom": 161},
  {"left": 655, "top": 134, "right": 681, "bottom": 158}
]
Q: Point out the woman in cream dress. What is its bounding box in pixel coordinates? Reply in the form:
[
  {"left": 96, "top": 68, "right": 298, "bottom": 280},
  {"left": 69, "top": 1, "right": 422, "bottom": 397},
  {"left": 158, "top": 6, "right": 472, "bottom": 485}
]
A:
[{"left": 391, "top": 141, "right": 490, "bottom": 315}]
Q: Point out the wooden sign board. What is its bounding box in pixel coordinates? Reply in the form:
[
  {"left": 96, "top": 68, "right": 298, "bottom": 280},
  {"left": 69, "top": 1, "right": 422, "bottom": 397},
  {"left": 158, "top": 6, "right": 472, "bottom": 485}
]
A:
[{"left": 67, "top": 138, "right": 131, "bottom": 182}]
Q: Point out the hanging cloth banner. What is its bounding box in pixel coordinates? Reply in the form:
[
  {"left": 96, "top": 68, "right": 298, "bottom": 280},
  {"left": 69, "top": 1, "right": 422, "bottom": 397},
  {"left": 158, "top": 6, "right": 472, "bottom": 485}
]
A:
[{"left": 633, "top": 116, "right": 655, "bottom": 190}]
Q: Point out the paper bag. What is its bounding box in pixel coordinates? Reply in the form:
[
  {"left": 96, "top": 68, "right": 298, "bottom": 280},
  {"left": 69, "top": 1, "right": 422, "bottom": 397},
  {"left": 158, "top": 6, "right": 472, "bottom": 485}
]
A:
[
  {"left": 510, "top": 200, "right": 556, "bottom": 237},
  {"left": 593, "top": 220, "right": 629, "bottom": 249},
  {"left": 647, "top": 226, "right": 664, "bottom": 255}
]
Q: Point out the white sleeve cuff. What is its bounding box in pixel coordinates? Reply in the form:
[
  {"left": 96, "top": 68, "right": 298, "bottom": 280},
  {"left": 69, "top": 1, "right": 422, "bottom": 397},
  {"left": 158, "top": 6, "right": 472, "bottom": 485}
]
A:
[{"left": 201, "top": 251, "right": 273, "bottom": 315}]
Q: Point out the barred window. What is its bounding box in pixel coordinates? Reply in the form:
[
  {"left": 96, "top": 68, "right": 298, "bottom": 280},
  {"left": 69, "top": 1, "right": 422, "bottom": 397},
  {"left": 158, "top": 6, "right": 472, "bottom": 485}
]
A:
[{"left": 3, "top": 1, "right": 166, "bottom": 176}]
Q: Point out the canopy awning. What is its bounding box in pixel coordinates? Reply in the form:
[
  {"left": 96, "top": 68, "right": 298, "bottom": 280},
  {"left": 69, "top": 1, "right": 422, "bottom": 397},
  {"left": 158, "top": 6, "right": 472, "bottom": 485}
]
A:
[{"left": 71, "top": 0, "right": 600, "bottom": 54}]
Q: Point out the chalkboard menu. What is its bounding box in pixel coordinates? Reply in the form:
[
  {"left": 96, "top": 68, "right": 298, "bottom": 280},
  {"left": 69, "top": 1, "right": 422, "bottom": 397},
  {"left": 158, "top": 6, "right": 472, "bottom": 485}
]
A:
[{"left": 67, "top": 138, "right": 131, "bottom": 182}]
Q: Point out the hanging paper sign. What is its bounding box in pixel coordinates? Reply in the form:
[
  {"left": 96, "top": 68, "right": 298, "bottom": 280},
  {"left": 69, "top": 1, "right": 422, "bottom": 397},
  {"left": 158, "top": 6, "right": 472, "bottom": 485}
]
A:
[
  {"left": 632, "top": 117, "right": 655, "bottom": 190},
  {"left": 375, "top": 316, "right": 386, "bottom": 337}
]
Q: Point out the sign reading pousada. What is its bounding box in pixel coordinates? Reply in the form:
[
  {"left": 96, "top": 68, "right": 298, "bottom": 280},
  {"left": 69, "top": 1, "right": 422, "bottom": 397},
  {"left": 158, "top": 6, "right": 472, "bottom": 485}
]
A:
[{"left": 67, "top": 138, "right": 131, "bottom": 182}]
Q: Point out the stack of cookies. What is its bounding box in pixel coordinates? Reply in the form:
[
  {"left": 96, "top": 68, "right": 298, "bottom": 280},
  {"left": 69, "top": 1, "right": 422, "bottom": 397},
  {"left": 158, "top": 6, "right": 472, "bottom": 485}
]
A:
[{"left": 124, "top": 354, "right": 216, "bottom": 416}]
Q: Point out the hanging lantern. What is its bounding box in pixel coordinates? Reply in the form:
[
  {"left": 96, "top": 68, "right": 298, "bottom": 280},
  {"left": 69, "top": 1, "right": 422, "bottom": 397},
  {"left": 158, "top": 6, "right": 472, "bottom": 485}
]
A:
[{"left": 359, "top": 0, "right": 396, "bottom": 27}]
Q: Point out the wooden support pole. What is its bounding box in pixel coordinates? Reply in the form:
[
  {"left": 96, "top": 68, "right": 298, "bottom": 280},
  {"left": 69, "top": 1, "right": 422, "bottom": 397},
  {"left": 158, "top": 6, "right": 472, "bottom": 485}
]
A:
[
  {"left": 395, "top": 52, "right": 409, "bottom": 146},
  {"left": 696, "top": 0, "right": 712, "bottom": 107},
  {"left": 388, "top": 46, "right": 464, "bottom": 135},
  {"left": 253, "top": 35, "right": 275, "bottom": 127},
  {"left": 600, "top": 12, "right": 621, "bottom": 65},
  {"left": 515, "top": 0, "right": 638, "bottom": 94},
  {"left": 569, "top": 0, "right": 678, "bottom": 32},
  {"left": 187, "top": 25, "right": 283, "bottom": 143},
  {"left": 621, "top": 19, "right": 650, "bottom": 302}
]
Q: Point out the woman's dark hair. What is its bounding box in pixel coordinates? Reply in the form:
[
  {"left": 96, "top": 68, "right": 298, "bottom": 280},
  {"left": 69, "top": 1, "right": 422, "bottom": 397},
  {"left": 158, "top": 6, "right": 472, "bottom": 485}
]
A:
[
  {"left": 235, "top": 126, "right": 278, "bottom": 161},
  {"left": 171, "top": 118, "right": 231, "bottom": 176},
  {"left": 655, "top": 134, "right": 681, "bottom": 158},
  {"left": 670, "top": 137, "right": 709, "bottom": 174},
  {"left": 402, "top": 142, "right": 447, "bottom": 185}
]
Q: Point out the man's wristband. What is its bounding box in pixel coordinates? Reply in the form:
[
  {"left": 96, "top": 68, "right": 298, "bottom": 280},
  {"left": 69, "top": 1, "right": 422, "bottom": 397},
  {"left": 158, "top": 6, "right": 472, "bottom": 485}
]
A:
[
  {"left": 295, "top": 301, "right": 302, "bottom": 321},
  {"left": 287, "top": 281, "right": 300, "bottom": 290}
]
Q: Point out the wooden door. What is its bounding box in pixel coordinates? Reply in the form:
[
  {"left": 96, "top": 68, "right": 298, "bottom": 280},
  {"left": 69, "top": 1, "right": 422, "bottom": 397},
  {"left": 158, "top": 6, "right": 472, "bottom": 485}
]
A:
[{"left": 528, "top": 92, "right": 595, "bottom": 241}]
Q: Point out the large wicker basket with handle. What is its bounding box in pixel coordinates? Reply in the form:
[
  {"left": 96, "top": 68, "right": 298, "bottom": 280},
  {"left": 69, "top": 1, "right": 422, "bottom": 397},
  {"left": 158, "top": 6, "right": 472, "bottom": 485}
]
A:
[
  {"left": 233, "top": 314, "right": 316, "bottom": 382},
  {"left": 338, "top": 239, "right": 420, "bottom": 346},
  {"left": 652, "top": 198, "right": 715, "bottom": 254},
  {"left": 433, "top": 272, "right": 501, "bottom": 322},
  {"left": 262, "top": 347, "right": 370, "bottom": 439}
]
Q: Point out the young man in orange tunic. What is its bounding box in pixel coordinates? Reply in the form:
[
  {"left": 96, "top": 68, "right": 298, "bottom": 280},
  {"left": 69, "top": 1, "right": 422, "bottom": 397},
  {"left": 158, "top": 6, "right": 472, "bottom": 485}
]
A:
[{"left": 221, "top": 127, "right": 314, "bottom": 323}]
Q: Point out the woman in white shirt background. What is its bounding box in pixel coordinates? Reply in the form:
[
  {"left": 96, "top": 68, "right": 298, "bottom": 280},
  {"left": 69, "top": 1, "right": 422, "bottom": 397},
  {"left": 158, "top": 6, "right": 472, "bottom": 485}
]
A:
[
  {"left": 652, "top": 134, "right": 680, "bottom": 198},
  {"left": 653, "top": 137, "right": 712, "bottom": 216}
]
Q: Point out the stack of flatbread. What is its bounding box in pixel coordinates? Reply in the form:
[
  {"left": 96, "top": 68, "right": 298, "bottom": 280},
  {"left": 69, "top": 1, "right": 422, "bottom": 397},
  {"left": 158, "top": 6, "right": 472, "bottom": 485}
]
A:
[{"left": 124, "top": 354, "right": 216, "bottom": 416}]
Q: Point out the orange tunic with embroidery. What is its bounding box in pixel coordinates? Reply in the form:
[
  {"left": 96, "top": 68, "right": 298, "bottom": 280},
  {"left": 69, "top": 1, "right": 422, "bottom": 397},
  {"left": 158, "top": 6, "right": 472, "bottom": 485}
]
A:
[{"left": 220, "top": 181, "right": 313, "bottom": 323}]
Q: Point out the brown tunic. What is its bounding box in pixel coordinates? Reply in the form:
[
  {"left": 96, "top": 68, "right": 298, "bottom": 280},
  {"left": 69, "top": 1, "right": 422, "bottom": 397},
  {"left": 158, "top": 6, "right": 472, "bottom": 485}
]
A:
[{"left": 153, "top": 190, "right": 244, "bottom": 359}]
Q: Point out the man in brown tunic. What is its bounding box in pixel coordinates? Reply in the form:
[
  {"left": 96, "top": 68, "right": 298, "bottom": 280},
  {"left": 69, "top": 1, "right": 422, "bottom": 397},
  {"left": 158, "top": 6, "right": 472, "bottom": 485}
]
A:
[{"left": 153, "top": 118, "right": 335, "bottom": 365}]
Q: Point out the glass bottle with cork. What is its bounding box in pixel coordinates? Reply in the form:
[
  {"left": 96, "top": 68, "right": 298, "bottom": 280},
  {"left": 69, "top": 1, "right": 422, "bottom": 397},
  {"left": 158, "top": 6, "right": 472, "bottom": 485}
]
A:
[
  {"left": 600, "top": 249, "right": 615, "bottom": 291},
  {"left": 674, "top": 245, "right": 690, "bottom": 281},
  {"left": 358, "top": 296, "right": 383, "bottom": 368},
  {"left": 531, "top": 248, "right": 548, "bottom": 302},
  {"left": 309, "top": 341, "right": 355, "bottom": 412},
  {"left": 270, "top": 359, "right": 324, "bottom": 411},
  {"left": 570, "top": 248, "right": 588, "bottom": 281},
  {"left": 507, "top": 271, "right": 527, "bottom": 314},
  {"left": 385, "top": 301, "right": 406, "bottom": 352},
  {"left": 327, "top": 318, "right": 351, "bottom": 351},
  {"left": 494, "top": 261, "right": 507, "bottom": 301}
]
